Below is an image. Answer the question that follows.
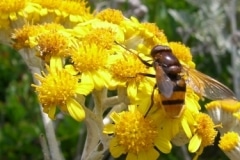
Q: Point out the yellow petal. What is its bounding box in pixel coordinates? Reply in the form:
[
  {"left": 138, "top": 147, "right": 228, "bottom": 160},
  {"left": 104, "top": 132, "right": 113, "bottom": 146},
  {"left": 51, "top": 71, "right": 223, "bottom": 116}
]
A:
[
  {"left": 139, "top": 148, "right": 159, "bottom": 160},
  {"left": 154, "top": 136, "right": 172, "bottom": 153},
  {"left": 110, "top": 112, "right": 120, "bottom": 123},
  {"left": 103, "top": 124, "right": 115, "bottom": 134},
  {"left": 92, "top": 71, "right": 106, "bottom": 90},
  {"left": 126, "top": 152, "right": 137, "bottom": 160},
  {"left": 109, "top": 138, "right": 125, "bottom": 158},
  {"left": 188, "top": 134, "right": 202, "bottom": 153},
  {"left": 128, "top": 105, "right": 137, "bottom": 112},
  {"left": 49, "top": 56, "right": 63, "bottom": 71},
  {"left": 76, "top": 82, "right": 94, "bottom": 95},
  {"left": 65, "top": 64, "right": 79, "bottom": 75},
  {"left": 181, "top": 118, "right": 192, "bottom": 138},
  {"left": 127, "top": 84, "right": 137, "bottom": 100},
  {"left": 67, "top": 98, "right": 85, "bottom": 121},
  {"left": 46, "top": 106, "right": 56, "bottom": 120},
  {"left": 9, "top": 12, "right": 17, "bottom": 21}
]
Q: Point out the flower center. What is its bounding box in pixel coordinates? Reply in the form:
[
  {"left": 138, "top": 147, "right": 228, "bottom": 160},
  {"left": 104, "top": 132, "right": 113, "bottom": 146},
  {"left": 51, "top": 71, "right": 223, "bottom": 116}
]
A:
[
  {"left": 36, "top": 31, "right": 71, "bottom": 61},
  {"left": 109, "top": 53, "right": 147, "bottom": 84},
  {"left": 219, "top": 132, "right": 240, "bottom": 152},
  {"left": 34, "top": 68, "right": 78, "bottom": 108},
  {"left": 71, "top": 43, "right": 108, "bottom": 73},
  {"left": 114, "top": 110, "right": 158, "bottom": 154},
  {"left": 83, "top": 28, "right": 115, "bottom": 50},
  {"left": 195, "top": 113, "right": 217, "bottom": 147},
  {"left": 96, "top": 8, "right": 124, "bottom": 24},
  {"left": 0, "top": 0, "right": 25, "bottom": 13}
]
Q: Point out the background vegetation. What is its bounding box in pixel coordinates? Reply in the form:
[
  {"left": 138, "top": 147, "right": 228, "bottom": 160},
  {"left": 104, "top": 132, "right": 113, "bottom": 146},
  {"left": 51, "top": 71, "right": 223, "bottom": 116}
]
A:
[{"left": 0, "top": 0, "right": 239, "bottom": 159}]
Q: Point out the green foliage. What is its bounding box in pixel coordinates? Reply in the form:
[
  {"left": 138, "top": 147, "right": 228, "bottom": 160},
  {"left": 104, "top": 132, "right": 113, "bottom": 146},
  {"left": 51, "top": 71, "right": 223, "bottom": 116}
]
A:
[{"left": 0, "top": 45, "right": 43, "bottom": 159}]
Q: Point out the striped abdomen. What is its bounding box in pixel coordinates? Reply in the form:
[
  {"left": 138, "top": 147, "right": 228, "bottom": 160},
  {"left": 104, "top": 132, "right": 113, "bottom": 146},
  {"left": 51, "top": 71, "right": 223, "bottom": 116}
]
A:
[{"left": 160, "top": 80, "right": 186, "bottom": 118}]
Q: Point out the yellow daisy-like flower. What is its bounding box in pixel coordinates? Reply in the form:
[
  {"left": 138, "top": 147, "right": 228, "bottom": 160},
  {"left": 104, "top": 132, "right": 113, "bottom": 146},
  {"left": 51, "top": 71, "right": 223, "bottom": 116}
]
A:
[
  {"left": 28, "top": 0, "right": 63, "bottom": 23},
  {"left": 107, "top": 48, "right": 154, "bottom": 101},
  {"left": 27, "top": 0, "right": 92, "bottom": 25},
  {"left": 71, "top": 42, "right": 111, "bottom": 90},
  {"left": 169, "top": 42, "right": 195, "bottom": 68},
  {"left": 12, "top": 23, "right": 65, "bottom": 50},
  {"left": 119, "top": 17, "right": 168, "bottom": 54},
  {"left": 0, "top": 0, "right": 26, "bottom": 28},
  {"left": 12, "top": 24, "right": 44, "bottom": 50},
  {"left": 219, "top": 131, "right": 240, "bottom": 160},
  {"left": 59, "top": 0, "right": 93, "bottom": 23},
  {"left": 83, "top": 28, "right": 116, "bottom": 50},
  {"left": 103, "top": 105, "right": 171, "bottom": 160},
  {"left": 205, "top": 99, "right": 240, "bottom": 134},
  {"left": 35, "top": 30, "right": 73, "bottom": 62},
  {"left": 96, "top": 8, "right": 124, "bottom": 25},
  {"left": 188, "top": 112, "right": 218, "bottom": 160},
  {"left": 32, "top": 62, "right": 93, "bottom": 121}
]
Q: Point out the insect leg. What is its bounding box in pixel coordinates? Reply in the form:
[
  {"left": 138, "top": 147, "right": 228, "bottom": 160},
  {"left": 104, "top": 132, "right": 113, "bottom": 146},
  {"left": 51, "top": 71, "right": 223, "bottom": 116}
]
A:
[{"left": 144, "top": 84, "right": 157, "bottom": 117}]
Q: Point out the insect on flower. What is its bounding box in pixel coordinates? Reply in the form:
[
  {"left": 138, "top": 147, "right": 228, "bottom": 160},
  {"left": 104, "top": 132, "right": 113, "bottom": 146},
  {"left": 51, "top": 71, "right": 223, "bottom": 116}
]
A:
[{"left": 115, "top": 42, "right": 237, "bottom": 118}]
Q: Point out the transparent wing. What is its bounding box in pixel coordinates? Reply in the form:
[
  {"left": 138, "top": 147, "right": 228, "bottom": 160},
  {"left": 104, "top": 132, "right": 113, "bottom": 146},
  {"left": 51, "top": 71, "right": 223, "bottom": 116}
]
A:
[
  {"left": 184, "top": 67, "right": 236, "bottom": 100},
  {"left": 155, "top": 65, "right": 174, "bottom": 98}
]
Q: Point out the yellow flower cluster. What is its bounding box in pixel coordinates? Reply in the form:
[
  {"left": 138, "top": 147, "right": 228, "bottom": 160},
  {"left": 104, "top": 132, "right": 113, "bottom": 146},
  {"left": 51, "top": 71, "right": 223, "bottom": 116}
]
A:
[{"left": 1, "top": 0, "right": 239, "bottom": 160}]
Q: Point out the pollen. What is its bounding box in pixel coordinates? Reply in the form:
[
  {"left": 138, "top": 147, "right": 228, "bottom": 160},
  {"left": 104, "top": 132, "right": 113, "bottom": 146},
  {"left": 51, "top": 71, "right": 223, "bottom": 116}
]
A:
[
  {"left": 96, "top": 8, "right": 124, "bottom": 25},
  {"left": 109, "top": 53, "right": 147, "bottom": 84},
  {"left": 83, "top": 28, "right": 115, "bottom": 50},
  {"left": 36, "top": 31, "right": 71, "bottom": 61},
  {"left": 195, "top": 113, "right": 218, "bottom": 147},
  {"left": 219, "top": 132, "right": 240, "bottom": 152},
  {"left": 32, "top": 67, "right": 79, "bottom": 108},
  {"left": 169, "top": 42, "right": 192, "bottom": 65},
  {"left": 71, "top": 43, "right": 108, "bottom": 72},
  {"left": 114, "top": 109, "right": 158, "bottom": 154}
]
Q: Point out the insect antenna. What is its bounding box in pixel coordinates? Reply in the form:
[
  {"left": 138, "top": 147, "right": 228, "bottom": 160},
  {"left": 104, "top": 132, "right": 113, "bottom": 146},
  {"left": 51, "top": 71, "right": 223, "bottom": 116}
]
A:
[{"left": 114, "top": 41, "right": 152, "bottom": 67}]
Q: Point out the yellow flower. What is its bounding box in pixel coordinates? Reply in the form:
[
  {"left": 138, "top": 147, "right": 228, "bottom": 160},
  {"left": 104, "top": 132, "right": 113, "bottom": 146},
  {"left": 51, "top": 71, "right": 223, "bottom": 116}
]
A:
[
  {"left": 119, "top": 17, "right": 168, "bottom": 54},
  {"left": 59, "top": 0, "right": 93, "bottom": 23},
  {"left": 12, "top": 23, "right": 65, "bottom": 50},
  {"left": 83, "top": 27, "right": 117, "bottom": 50},
  {"left": 32, "top": 61, "right": 93, "bottom": 121},
  {"left": 103, "top": 105, "right": 171, "bottom": 160},
  {"left": 25, "top": 0, "right": 92, "bottom": 24},
  {"left": 71, "top": 42, "right": 111, "bottom": 90},
  {"left": 169, "top": 42, "right": 195, "bottom": 68},
  {"left": 35, "top": 30, "right": 74, "bottom": 62},
  {"left": 188, "top": 113, "right": 218, "bottom": 160},
  {"left": 12, "top": 24, "right": 44, "bottom": 49},
  {"left": 107, "top": 48, "right": 155, "bottom": 101},
  {"left": 219, "top": 131, "right": 240, "bottom": 160},
  {"left": 96, "top": 8, "right": 124, "bottom": 25},
  {"left": 205, "top": 99, "right": 240, "bottom": 134},
  {"left": 0, "top": 0, "right": 26, "bottom": 28}
]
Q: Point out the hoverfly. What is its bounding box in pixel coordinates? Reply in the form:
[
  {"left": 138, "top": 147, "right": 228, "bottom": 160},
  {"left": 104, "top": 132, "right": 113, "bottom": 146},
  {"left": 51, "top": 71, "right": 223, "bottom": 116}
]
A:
[
  {"left": 147, "top": 45, "right": 236, "bottom": 118},
  {"left": 115, "top": 42, "right": 236, "bottom": 118}
]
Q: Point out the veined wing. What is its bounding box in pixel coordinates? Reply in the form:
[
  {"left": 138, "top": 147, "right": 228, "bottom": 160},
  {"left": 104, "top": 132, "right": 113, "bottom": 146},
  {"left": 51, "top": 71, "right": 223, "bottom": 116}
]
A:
[
  {"left": 184, "top": 67, "right": 236, "bottom": 100},
  {"left": 155, "top": 64, "right": 174, "bottom": 98}
]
